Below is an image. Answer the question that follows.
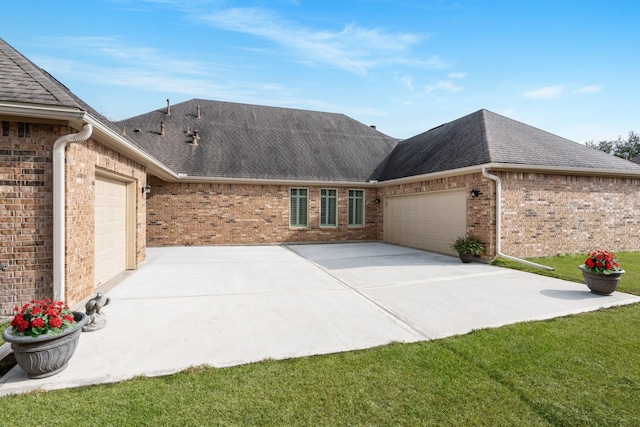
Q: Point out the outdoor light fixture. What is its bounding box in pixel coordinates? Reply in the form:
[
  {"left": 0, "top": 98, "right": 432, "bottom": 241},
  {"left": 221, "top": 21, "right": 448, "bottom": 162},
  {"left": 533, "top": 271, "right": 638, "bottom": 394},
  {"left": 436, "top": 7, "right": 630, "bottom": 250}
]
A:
[
  {"left": 470, "top": 188, "right": 482, "bottom": 198},
  {"left": 374, "top": 198, "right": 381, "bottom": 204},
  {"left": 142, "top": 184, "right": 151, "bottom": 195}
]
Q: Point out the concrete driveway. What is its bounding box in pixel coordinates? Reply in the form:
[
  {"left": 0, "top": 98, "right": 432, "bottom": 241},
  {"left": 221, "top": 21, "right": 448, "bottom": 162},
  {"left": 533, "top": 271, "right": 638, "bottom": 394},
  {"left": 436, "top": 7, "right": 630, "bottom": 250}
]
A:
[{"left": 1, "top": 242, "right": 638, "bottom": 395}]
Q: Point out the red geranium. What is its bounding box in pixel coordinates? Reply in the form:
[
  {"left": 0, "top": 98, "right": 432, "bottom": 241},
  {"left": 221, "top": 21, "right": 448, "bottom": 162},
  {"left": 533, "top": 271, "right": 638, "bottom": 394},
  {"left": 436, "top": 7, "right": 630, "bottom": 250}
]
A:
[
  {"left": 582, "top": 250, "right": 621, "bottom": 275},
  {"left": 7, "top": 299, "right": 76, "bottom": 338}
]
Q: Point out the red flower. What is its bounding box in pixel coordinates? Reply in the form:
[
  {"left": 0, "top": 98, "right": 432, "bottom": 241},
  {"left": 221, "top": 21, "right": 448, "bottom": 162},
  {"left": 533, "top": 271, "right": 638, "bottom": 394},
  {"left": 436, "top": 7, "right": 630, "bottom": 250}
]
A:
[
  {"left": 11, "top": 314, "right": 30, "bottom": 331},
  {"left": 48, "top": 316, "right": 63, "bottom": 328},
  {"left": 583, "top": 250, "right": 621, "bottom": 274},
  {"left": 7, "top": 299, "right": 76, "bottom": 337}
]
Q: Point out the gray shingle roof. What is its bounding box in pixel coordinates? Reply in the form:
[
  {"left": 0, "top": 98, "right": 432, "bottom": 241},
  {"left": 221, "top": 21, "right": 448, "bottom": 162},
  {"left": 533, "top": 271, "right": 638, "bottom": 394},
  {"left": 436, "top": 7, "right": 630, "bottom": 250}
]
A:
[
  {"left": 0, "top": 38, "right": 81, "bottom": 108},
  {"left": 3, "top": 37, "right": 639, "bottom": 183},
  {"left": 0, "top": 38, "right": 151, "bottom": 153},
  {"left": 376, "top": 109, "right": 640, "bottom": 181},
  {"left": 116, "top": 99, "right": 400, "bottom": 182}
]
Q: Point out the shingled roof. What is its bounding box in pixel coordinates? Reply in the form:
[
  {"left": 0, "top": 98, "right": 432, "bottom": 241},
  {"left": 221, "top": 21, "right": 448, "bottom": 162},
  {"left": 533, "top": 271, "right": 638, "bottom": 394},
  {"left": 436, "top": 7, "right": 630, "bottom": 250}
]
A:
[
  {"left": 0, "top": 38, "right": 81, "bottom": 108},
  {"left": 115, "top": 99, "right": 399, "bottom": 182},
  {"left": 0, "top": 38, "right": 142, "bottom": 146},
  {"left": 375, "top": 109, "right": 640, "bottom": 181}
]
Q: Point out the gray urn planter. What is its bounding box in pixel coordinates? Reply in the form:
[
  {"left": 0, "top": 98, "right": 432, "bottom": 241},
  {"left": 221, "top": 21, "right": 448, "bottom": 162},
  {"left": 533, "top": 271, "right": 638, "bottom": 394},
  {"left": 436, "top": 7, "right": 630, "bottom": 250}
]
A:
[
  {"left": 2, "top": 311, "right": 88, "bottom": 379},
  {"left": 458, "top": 252, "right": 474, "bottom": 263},
  {"left": 579, "top": 265, "right": 625, "bottom": 296}
]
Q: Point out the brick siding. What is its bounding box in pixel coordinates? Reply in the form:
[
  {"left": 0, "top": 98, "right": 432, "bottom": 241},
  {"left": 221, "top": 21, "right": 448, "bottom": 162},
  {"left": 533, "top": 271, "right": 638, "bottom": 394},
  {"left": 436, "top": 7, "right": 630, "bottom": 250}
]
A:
[
  {"left": 65, "top": 139, "right": 146, "bottom": 306},
  {"left": 146, "top": 176, "right": 380, "bottom": 246},
  {"left": 0, "top": 120, "right": 146, "bottom": 315},
  {"left": 499, "top": 171, "right": 640, "bottom": 258},
  {"left": 1, "top": 121, "right": 57, "bottom": 316}
]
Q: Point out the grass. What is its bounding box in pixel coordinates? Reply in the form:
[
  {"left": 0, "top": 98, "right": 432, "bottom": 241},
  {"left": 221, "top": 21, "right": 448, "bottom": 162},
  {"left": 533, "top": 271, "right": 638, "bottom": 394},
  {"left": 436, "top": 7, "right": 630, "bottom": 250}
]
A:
[
  {"left": 493, "top": 251, "right": 640, "bottom": 296},
  {"left": 0, "top": 322, "right": 7, "bottom": 346},
  {"left": 0, "top": 252, "right": 638, "bottom": 425},
  {"left": 0, "top": 304, "right": 638, "bottom": 425}
]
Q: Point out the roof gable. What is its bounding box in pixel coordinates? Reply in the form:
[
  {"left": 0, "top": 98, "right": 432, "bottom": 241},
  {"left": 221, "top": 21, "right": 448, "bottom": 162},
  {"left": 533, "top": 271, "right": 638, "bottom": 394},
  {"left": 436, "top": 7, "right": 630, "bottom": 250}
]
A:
[
  {"left": 116, "top": 99, "right": 399, "bottom": 182},
  {"left": 376, "top": 109, "right": 640, "bottom": 181}
]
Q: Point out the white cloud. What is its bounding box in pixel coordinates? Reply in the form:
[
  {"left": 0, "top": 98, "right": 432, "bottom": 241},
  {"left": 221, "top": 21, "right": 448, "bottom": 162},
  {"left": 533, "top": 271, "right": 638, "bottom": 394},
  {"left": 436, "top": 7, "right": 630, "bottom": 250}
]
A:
[
  {"left": 199, "top": 7, "right": 430, "bottom": 75},
  {"left": 573, "top": 85, "right": 602, "bottom": 94},
  {"left": 522, "top": 85, "right": 566, "bottom": 99},
  {"left": 448, "top": 72, "right": 466, "bottom": 79},
  {"left": 425, "top": 80, "right": 463, "bottom": 94},
  {"left": 401, "top": 76, "right": 415, "bottom": 91}
]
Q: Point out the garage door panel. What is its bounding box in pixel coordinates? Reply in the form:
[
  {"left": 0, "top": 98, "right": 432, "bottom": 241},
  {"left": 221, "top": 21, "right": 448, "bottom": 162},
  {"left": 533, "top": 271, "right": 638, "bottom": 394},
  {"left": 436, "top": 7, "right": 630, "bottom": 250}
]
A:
[
  {"left": 384, "top": 190, "right": 466, "bottom": 255},
  {"left": 95, "top": 176, "right": 127, "bottom": 287}
]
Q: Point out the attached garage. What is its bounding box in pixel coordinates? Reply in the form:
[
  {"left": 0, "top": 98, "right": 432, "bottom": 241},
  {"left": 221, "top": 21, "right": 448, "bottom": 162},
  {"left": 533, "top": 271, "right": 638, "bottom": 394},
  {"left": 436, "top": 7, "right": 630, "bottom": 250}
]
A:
[
  {"left": 383, "top": 190, "right": 467, "bottom": 255},
  {"left": 94, "top": 174, "right": 134, "bottom": 287}
]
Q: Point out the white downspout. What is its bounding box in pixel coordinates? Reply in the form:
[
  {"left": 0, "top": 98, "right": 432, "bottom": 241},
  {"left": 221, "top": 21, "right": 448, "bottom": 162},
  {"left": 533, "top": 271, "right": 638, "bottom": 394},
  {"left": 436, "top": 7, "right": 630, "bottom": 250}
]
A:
[
  {"left": 53, "top": 123, "right": 94, "bottom": 301},
  {"left": 481, "top": 167, "right": 554, "bottom": 271}
]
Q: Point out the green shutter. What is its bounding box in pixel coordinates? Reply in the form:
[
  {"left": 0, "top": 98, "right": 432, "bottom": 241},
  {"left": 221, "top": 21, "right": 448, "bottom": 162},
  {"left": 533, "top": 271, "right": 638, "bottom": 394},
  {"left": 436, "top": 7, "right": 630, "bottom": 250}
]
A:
[
  {"left": 320, "top": 189, "right": 337, "bottom": 227},
  {"left": 290, "top": 188, "right": 308, "bottom": 227},
  {"left": 348, "top": 190, "right": 364, "bottom": 227}
]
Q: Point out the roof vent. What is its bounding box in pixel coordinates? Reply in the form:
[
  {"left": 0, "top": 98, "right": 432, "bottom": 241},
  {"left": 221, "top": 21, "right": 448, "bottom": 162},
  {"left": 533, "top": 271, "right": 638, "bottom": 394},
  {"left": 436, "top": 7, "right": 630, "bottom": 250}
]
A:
[
  {"left": 370, "top": 125, "right": 376, "bottom": 129},
  {"left": 160, "top": 122, "right": 165, "bottom": 136},
  {"left": 134, "top": 128, "right": 141, "bottom": 133},
  {"left": 166, "top": 99, "right": 171, "bottom": 116},
  {"left": 122, "top": 125, "right": 126, "bottom": 136},
  {"left": 197, "top": 105, "right": 201, "bottom": 119},
  {"left": 192, "top": 130, "right": 199, "bottom": 146}
]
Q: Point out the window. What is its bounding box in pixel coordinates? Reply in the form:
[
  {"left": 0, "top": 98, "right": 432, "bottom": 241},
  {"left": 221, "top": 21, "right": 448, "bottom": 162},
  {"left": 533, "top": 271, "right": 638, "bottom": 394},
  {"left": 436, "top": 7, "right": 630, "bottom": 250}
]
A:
[
  {"left": 17, "top": 122, "right": 30, "bottom": 137},
  {"left": 290, "top": 188, "right": 308, "bottom": 227},
  {"left": 320, "top": 189, "right": 337, "bottom": 227},
  {"left": 348, "top": 189, "right": 365, "bottom": 227}
]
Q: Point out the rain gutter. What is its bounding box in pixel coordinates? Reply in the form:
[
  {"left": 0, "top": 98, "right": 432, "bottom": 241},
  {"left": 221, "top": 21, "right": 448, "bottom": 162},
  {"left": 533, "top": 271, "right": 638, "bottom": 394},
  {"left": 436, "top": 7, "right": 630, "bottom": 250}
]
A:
[
  {"left": 53, "top": 123, "right": 94, "bottom": 301},
  {"left": 481, "top": 167, "right": 554, "bottom": 271}
]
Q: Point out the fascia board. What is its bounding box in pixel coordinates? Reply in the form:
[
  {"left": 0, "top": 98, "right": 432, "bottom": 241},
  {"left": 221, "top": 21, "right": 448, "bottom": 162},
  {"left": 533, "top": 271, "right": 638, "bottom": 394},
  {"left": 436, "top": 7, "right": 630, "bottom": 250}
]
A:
[
  {"left": 376, "top": 162, "right": 640, "bottom": 187},
  {"left": 171, "top": 175, "right": 380, "bottom": 187}
]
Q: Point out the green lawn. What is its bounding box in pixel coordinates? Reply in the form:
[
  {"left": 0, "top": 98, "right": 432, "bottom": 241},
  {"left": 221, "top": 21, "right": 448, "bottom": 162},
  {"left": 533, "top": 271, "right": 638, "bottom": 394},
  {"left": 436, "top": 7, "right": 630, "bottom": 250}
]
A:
[
  {"left": 492, "top": 251, "right": 640, "bottom": 296},
  {"left": 0, "top": 253, "right": 638, "bottom": 425}
]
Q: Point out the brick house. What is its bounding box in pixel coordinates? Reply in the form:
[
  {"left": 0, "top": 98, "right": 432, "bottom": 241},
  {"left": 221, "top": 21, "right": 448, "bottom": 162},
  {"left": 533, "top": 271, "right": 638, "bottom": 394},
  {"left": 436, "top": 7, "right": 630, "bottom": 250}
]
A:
[{"left": 2, "top": 38, "right": 640, "bottom": 313}]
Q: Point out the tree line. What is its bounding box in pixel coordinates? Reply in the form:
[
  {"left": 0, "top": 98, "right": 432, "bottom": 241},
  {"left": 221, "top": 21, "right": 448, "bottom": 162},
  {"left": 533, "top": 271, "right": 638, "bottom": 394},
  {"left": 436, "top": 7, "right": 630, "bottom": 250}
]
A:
[{"left": 585, "top": 131, "right": 640, "bottom": 160}]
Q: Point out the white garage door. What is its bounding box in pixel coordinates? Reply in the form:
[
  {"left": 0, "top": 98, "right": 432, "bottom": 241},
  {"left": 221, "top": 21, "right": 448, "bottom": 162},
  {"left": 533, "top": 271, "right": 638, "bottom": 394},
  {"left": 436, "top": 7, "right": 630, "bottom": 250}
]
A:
[
  {"left": 95, "top": 175, "right": 127, "bottom": 287},
  {"left": 384, "top": 190, "right": 467, "bottom": 255}
]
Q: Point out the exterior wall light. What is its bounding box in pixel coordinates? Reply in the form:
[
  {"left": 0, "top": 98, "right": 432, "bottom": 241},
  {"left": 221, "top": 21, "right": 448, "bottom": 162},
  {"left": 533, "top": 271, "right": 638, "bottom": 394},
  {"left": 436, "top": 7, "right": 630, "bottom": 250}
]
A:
[
  {"left": 143, "top": 184, "right": 151, "bottom": 195},
  {"left": 470, "top": 188, "right": 482, "bottom": 198}
]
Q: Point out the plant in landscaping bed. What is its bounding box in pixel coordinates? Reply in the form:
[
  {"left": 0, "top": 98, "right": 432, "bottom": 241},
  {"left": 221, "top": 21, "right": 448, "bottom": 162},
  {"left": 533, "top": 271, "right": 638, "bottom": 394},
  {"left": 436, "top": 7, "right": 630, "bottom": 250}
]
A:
[
  {"left": 450, "top": 236, "right": 485, "bottom": 255},
  {"left": 8, "top": 299, "right": 77, "bottom": 338},
  {"left": 581, "top": 250, "right": 622, "bottom": 275}
]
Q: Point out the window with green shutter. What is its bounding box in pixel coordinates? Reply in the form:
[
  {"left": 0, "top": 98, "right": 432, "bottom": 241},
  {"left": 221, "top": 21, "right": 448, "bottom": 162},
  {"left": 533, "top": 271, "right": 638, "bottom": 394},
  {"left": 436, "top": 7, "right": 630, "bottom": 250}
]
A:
[
  {"left": 320, "top": 189, "right": 337, "bottom": 227},
  {"left": 348, "top": 189, "right": 364, "bottom": 227},
  {"left": 290, "top": 188, "right": 308, "bottom": 227}
]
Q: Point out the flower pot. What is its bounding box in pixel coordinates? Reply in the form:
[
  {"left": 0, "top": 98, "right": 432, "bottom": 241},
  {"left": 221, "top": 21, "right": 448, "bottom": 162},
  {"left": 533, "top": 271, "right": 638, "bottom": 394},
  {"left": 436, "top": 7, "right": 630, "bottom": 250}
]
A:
[
  {"left": 458, "top": 252, "right": 474, "bottom": 263},
  {"left": 2, "top": 311, "right": 88, "bottom": 379},
  {"left": 579, "top": 265, "right": 625, "bottom": 296}
]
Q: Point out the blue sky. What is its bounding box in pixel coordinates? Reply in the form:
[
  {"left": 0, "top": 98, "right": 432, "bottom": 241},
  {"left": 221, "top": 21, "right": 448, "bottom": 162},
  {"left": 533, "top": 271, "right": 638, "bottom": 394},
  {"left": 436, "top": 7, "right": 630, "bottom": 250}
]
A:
[{"left": 2, "top": 0, "right": 638, "bottom": 142}]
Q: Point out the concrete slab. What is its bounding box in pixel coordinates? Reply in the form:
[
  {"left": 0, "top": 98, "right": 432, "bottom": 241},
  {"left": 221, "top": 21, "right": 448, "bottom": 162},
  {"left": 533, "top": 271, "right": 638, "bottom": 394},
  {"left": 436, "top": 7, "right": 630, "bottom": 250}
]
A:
[{"left": 1, "top": 242, "right": 638, "bottom": 396}]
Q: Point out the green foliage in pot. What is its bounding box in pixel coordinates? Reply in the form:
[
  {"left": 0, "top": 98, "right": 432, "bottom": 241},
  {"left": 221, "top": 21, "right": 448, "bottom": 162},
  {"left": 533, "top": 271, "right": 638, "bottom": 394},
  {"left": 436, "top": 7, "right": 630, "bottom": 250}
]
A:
[{"left": 450, "top": 236, "right": 485, "bottom": 255}]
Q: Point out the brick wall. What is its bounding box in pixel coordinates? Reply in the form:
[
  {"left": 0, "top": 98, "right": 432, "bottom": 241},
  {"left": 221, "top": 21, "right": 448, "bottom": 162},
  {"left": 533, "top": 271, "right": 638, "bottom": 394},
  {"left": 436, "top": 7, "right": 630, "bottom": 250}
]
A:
[
  {"left": 146, "top": 176, "right": 380, "bottom": 246},
  {"left": 500, "top": 171, "right": 640, "bottom": 258},
  {"left": 0, "top": 120, "right": 147, "bottom": 315},
  {"left": 65, "top": 139, "right": 147, "bottom": 306},
  {"left": 1, "top": 121, "right": 58, "bottom": 316}
]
